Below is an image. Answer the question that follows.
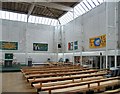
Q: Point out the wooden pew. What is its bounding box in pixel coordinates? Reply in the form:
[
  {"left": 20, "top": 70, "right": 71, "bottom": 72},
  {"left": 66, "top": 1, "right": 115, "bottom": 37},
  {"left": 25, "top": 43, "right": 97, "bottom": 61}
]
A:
[
  {"left": 21, "top": 64, "right": 81, "bottom": 69},
  {"left": 33, "top": 76, "right": 120, "bottom": 94},
  {"left": 26, "top": 69, "right": 99, "bottom": 79},
  {"left": 24, "top": 68, "right": 89, "bottom": 75},
  {"left": 21, "top": 65, "right": 85, "bottom": 73},
  {"left": 67, "top": 78, "right": 119, "bottom": 94},
  {"left": 31, "top": 72, "right": 107, "bottom": 86},
  {"left": 22, "top": 66, "right": 84, "bottom": 74},
  {"left": 103, "top": 88, "right": 120, "bottom": 94}
]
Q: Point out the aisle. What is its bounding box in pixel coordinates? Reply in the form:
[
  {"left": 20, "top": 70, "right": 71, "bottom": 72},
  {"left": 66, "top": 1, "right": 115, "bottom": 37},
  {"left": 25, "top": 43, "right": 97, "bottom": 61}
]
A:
[{"left": 2, "top": 72, "right": 36, "bottom": 94}]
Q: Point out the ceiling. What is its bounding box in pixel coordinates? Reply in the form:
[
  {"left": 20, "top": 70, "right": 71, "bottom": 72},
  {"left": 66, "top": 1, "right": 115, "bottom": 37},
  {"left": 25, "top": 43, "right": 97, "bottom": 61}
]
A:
[{"left": 2, "top": 2, "right": 79, "bottom": 19}]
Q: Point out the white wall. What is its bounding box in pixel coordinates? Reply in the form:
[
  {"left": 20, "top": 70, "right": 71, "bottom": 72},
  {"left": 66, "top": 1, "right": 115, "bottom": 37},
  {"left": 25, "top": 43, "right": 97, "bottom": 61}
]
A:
[
  {"left": 63, "top": 16, "right": 82, "bottom": 52},
  {"left": 1, "top": 2, "right": 119, "bottom": 64},
  {"left": 1, "top": 19, "right": 56, "bottom": 64},
  {"left": 63, "top": 2, "right": 118, "bottom": 53},
  {"left": 60, "top": 2, "right": 119, "bottom": 62}
]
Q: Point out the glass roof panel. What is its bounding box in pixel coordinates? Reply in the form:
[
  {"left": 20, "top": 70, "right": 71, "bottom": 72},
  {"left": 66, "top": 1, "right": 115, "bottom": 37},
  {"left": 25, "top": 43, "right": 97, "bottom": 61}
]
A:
[
  {"left": 59, "top": 0, "right": 104, "bottom": 25},
  {"left": 1, "top": 0, "right": 104, "bottom": 26},
  {"left": 83, "top": 0, "right": 92, "bottom": 10},
  {"left": 92, "top": 0, "right": 100, "bottom": 6}
]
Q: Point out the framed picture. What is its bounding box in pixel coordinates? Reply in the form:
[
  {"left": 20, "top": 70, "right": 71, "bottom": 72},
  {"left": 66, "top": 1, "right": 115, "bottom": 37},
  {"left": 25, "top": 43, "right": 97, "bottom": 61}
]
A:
[
  {"left": 0, "top": 41, "right": 18, "bottom": 50},
  {"left": 74, "top": 41, "right": 78, "bottom": 50},
  {"left": 33, "top": 43, "right": 48, "bottom": 51}
]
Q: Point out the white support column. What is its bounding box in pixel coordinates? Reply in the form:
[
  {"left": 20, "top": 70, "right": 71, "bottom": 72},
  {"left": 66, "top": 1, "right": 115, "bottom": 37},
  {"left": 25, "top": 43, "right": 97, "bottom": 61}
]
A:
[
  {"left": 100, "top": 53, "right": 102, "bottom": 69},
  {"left": 56, "top": 25, "right": 59, "bottom": 62},
  {"left": 25, "top": 3, "right": 35, "bottom": 65},
  {"left": 109, "top": 56, "right": 111, "bottom": 68},
  {"left": 25, "top": 18, "right": 28, "bottom": 65},
  {"left": 102, "top": 56, "right": 105, "bottom": 69},
  {"left": 80, "top": 16, "right": 83, "bottom": 66},
  {"left": 0, "top": 2, "right": 2, "bottom": 93},
  {"left": 62, "top": 26, "right": 65, "bottom": 63},
  {"left": 105, "top": 1, "right": 108, "bottom": 69},
  {"left": 72, "top": 8, "right": 75, "bottom": 65},
  {"left": 114, "top": 1, "right": 117, "bottom": 68},
  {"left": 53, "top": 25, "right": 56, "bottom": 62}
]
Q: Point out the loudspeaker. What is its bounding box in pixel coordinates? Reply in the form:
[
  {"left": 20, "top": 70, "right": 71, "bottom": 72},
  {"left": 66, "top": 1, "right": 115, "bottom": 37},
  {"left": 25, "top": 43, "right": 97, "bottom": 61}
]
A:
[
  {"left": 58, "top": 44, "right": 61, "bottom": 48},
  {"left": 100, "top": 52, "right": 102, "bottom": 56}
]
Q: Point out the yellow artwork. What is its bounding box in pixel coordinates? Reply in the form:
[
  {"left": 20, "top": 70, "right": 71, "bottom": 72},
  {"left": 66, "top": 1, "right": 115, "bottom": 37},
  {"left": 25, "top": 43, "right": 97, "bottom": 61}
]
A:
[{"left": 89, "top": 34, "right": 106, "bottom": 48}]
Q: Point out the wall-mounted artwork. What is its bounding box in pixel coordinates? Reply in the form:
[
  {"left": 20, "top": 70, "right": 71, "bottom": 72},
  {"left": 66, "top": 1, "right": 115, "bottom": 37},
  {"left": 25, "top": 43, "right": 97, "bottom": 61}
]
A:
[
  {"left": 33, "top": 43, "right": 48, "bottom": 51},
  {"left": 0, "top": 41, "right": 18, "bottom": 50},
  {"left": 68, "top": 42, "right": 73, "bottom": 50},
  {"left": 89, "top": 34, "right": 106, "bottom": 48},
  {"left": 74, "top": 41, "right": 78, "bottom": 50}
]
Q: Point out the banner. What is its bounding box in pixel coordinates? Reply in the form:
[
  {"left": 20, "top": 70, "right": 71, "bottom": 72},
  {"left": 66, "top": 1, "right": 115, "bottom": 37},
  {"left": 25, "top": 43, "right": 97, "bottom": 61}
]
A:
[
  {"left": 0, "top": 41, "right": 18, "bottom": 50},
  {"left": 33, "top": 43, "right": 48, "bottom": 51},
  {"left": 89, "top": 34, "right": 106, "bottom": 48}
]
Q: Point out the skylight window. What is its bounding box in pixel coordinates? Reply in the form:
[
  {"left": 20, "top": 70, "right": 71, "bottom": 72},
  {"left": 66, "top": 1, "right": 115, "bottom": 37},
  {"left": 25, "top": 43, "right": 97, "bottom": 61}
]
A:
[
  {"left": 92, "top": 0, "right": 100, "bottom": 6},
  {"left": 74, "top": 6, "right": 83, "bottom": 15},
  {"left": 13, "top": 13, "right": 18, "bottom": 21},
  {"left": 41, "top": 17, "right": 46, "bottom": 24},
  {"left": 29, "top": 16, "right": 36, "bottom": 23},
  {"left": 44, "top": 18, "right": 48, "bottom": 24},
  {"left": 5, "top": 12, "right": 10, "bottom": 20},
  {"left": 53, "top": 20, "right": 58, "bottom": 26},
  {"left": 9, "top": 12, "right": 14, "bottom": 20},
  {"left": 98, "top": 0, "right": 104, "bottom": 4},
  {"left": 1, "top": 0, "right": 104, "bottom": 26},
  {"left": 17, "top": 14, "right": 22, "bottom": 21},
  {"left": 74, "top": 7, "right": 81, "bottom": 16},
  {"left": 67, "top": 12, "right": 73, "bottom": 20},
  {"left": 78, "top": 5, "right": 86, "bottom": 14},
  {"left": 81, "top": 2, "right": 89, "bottom": 11},
  {"left": 47, "top": 19, "right": 52, "bottom": 25},
  {"left": 0, "top": 10, "right": 2, "bottom": 19},
  {"left": 59, "top": 0, "right": 104, "bottom": 25},
  {"left": 2, "top": 11, "right": 6, "bottom": 19},
  {"left": 88, "top": 0, "right": 96, "bottom": 8},
  {"left": 83, "top": 0, "right": 92, "bottom": 10},
  {"left": 21, "top": 14, "right": 27, "bottom": 22},
  {"left": 0, "top": 10, "right": 58, "bottom": 26},
  {"left": 34, "top": 17, "right": 39, "bottom": 24}
]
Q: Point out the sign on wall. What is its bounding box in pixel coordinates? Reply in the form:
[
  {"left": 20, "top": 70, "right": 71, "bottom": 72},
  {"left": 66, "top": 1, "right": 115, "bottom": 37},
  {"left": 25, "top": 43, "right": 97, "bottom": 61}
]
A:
[
  {"left": 74, "top": 41, "right": 78, "bottom": 50},
  {"left": 0, "top": 41, "right": 18, "bottom": 50},
  {"left": 89, "top": 34, "right": 106, "bottom": 48},
  {"left": 33, "top": 43, "right": 48, "bottom": 51}
]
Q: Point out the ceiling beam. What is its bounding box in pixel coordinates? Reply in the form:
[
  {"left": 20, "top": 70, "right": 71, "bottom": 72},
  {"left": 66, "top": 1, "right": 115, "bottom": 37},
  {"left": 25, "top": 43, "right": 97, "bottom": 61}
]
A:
[
  {"left": 27, "top": 3, "right": 35, "bottom": 21},
  {"left": 36, "top": 2, "right": 73, "bottom": 12}
]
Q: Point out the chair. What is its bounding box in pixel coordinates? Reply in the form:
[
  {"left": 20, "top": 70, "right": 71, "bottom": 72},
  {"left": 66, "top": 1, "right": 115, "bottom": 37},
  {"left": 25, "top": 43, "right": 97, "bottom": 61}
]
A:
[
  {"left": 117, "top": 68, "right": 120, "bottom": 76},
  {"left": 105, "top": 86, "right": 113, "bottom": 91},
  {"left": 86, "top": 90, "right": 94, "bottom": 94},
  {"left": 105, "top": 67, "right": 119, "bottom": 78},
  {"left": 75, "top": 92, "right": 83, "bottom": 94},
  {"left": 113, "top": 84, "right": 120, "bottom": 90}
]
